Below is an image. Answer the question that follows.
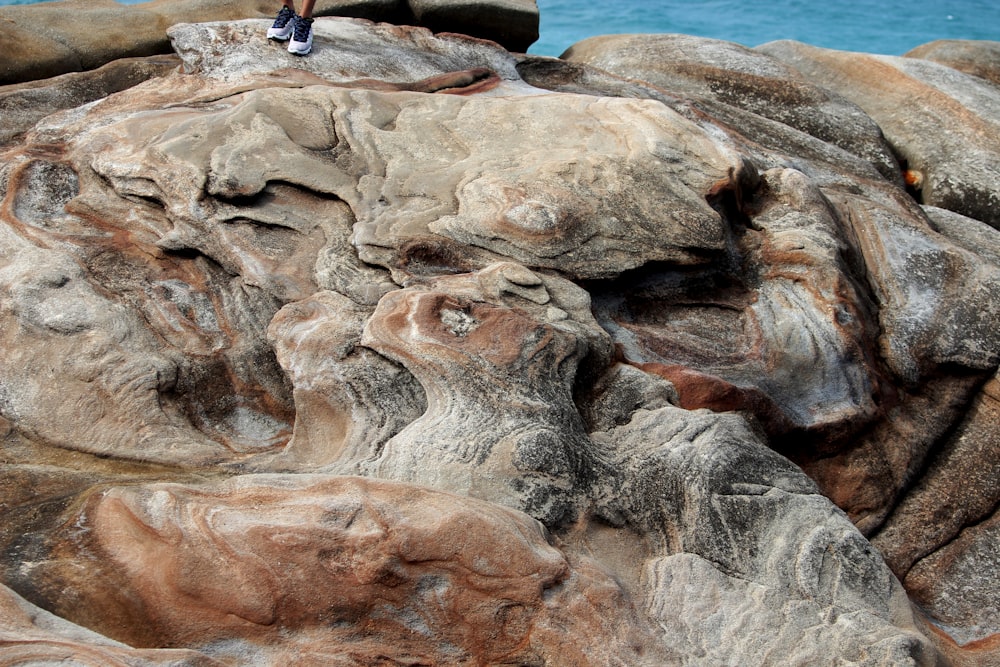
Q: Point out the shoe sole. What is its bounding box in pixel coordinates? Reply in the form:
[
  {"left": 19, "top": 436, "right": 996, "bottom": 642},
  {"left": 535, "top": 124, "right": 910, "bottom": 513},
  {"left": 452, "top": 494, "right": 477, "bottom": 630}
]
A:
[
  {"left": 288, "top": 40, "right": 312, "bottom": 55},
  {"left": 268, "top": 33, "right": 292, "bottom": 42}
]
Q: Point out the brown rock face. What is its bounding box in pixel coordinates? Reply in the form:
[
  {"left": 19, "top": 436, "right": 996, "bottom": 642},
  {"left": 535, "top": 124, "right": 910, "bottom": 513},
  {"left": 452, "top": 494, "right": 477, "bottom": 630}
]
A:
[
  {"left": 32, "top": 475, "right": 659, "bottom": 664},
  {"left": 1, "top": 17, "right": 998, "bottom": 667},
  {"left": 905, "top": 39, "right": 1000, "bottom": 86},
  {"left": 0, "top": 581, "right": 224, "bottom": 666}
]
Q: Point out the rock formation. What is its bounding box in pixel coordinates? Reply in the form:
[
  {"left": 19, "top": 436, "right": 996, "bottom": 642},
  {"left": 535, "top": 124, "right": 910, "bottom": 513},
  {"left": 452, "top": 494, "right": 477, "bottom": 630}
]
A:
[
  {"left": 0, "top": 7, "right": 998, "bottom": 667},
  {"left": 0, "top": 0, "right": 539, "bottom": 85},
  {"left": 904, "top": 40, "right": 1000, "bottom": 87},
  {"left": 757, "top": 39, "right": 1000, "bottom": 229}
]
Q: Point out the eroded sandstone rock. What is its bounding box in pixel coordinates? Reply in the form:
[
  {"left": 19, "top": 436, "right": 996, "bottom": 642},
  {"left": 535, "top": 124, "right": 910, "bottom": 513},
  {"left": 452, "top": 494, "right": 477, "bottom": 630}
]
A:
[
  {"left": 759, "top": 39, "right": 1000, "bottom": 230},
  {"left": 905, "top": 39, "right": 1000, "bottom": 87},
  {"left": 0, "top": 582, "right": 221, "bottom": 666},
  {"left": 593, "top": 404, "right": 937, "bottom": 665},
  {"left": 0, "top": 16, "right": 998, "bottom": 667},
  {"left": 561, "top": 33, "right": 902, "bottom": 182},
  {"left": 0, "top": 0, "right": 538, "bottom": 85},
  {"left": 871, "top": 374, "right": 1000, "bottom": 644},
  {"left": 360, "top": 264, "right": 613, "bottom": 525},
  {"left": 515, "top": 60, "right": 1000, "bottom": 651},
  {"left": 0, "top": 55, "right": 181, "bottom": 149},
  {"left": 23, "top": 475, "right": 667, "bottom": 665}
]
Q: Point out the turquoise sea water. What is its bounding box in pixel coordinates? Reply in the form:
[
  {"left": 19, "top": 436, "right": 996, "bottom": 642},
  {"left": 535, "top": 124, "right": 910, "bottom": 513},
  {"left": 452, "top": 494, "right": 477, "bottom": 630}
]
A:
[
  {"left": 531, "top": 0, "right": 1000, "bottom": 56},
  {"left": 2, "top": 0, "right": 998, "bottom": 57}
]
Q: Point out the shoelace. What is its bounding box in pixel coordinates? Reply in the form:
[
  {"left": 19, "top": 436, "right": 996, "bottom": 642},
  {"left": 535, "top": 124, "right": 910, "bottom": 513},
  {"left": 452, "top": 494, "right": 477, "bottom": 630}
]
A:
[
  {"left": 272, "top": 6, "right": 294, "bottom": 28},
  {"left": 292, "top": 17, "right": 313, "bottom": 42}
]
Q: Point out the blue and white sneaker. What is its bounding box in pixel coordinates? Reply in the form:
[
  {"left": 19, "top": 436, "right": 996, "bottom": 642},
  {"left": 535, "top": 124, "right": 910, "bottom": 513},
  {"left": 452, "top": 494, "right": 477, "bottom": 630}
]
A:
[
  {"left": 266, "top": 5, "right": 295, "bottom": 41},
  {"left": 287, "top": 16, "right": 314, "bottom": 55}
]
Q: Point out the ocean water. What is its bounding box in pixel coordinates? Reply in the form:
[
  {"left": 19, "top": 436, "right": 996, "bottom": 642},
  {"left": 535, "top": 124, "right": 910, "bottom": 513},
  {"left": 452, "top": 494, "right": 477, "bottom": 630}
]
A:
[
  {"left": 2, "top": 0, "right": 998, "bottom": 58},
  {"left": 530, "top": 0, "right": 1000, "bottom": 56}
]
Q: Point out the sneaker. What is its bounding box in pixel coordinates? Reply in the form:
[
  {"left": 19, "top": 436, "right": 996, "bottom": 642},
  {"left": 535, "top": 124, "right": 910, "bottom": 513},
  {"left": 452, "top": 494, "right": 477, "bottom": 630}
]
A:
[
  {"left": 287, "top": 16, "right": 314, "bottom": 55},
  {"left": 266, "top": 5, "right": 295, "bottom": 41}
]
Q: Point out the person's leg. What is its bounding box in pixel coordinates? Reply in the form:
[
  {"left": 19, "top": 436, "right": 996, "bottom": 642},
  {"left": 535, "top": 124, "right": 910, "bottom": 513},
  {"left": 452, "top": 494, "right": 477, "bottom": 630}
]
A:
[{"left": 299, "top": 0, "right": 315, "bottom": 18}]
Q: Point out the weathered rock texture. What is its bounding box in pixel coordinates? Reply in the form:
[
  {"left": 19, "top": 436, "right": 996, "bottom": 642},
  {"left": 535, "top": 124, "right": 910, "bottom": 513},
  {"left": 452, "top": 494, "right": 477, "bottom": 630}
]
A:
[
  {"left": 0, "top": 11, "right": 998, "bottom": 667},
  {"left": 31, "top": 475, "right": 665, "bottom": 665},
  {"left": 561, "top": 33, "right": 903, "bottom": 182},
  {"left": 758, "top": 39, "right": 1000, "bottom": 230},
  {"left": 905, "top": 39, "right": 1000, "bottom": 87},
  {"left": 0, "top": 54, "right": 182, "bottom": 148},
  {"left": 0, "top": 0, "right": 538, "bottom": 85}
]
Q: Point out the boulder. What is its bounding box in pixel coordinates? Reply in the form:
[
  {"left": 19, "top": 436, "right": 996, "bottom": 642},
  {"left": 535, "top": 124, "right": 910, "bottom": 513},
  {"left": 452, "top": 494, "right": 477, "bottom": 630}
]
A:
[
  {"left": 0, "top": 54, "right": 180, "bottom": 149},
  {"left": 9, "top": 475, "right": 665, "bottom": 665},
  {"left": 166, "top": 18, "right": 524, "bottom": 85},
  {"left": 759, "top": 39, "right": 1000, "bottom": 230},
  {"left": 0, "top": 0, "right": 537, "bottom": 85},
  {"left": 408, "top": 0, "right": 539, "bottom": 52},
  {"left": 905, "top": 39, "right": 1000, "bottom": 86},
  {"left": 560, "top": 33, "right": 902, "bottom": 181},
  {"left": 521, "top": 50, "right": 1000, "bottom": 419}
]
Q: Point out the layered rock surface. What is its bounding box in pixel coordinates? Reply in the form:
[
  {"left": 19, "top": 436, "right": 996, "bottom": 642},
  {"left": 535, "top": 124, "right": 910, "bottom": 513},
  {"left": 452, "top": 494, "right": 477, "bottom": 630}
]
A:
[
  {"left": 0, "top": 0, "right": 538, "bottom": 85},
  {"left": 1, "top": 11, "right": 999, "bottom": 667},
  {"left": 758, "top": 39, "right": 1000, "bottom": 229}
]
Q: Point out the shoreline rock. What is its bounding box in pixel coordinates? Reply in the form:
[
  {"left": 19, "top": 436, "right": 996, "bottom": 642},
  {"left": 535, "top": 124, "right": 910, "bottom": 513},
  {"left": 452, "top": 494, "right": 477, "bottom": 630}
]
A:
[
  {"left": 0, "top": 0, "right": 538, "bottom": 85},
  {"left": 1, "top": 14, "right": 998, "bottom": 666},
  {"left": 759, "top": 39, "right": 1000, "bottom": 230}
]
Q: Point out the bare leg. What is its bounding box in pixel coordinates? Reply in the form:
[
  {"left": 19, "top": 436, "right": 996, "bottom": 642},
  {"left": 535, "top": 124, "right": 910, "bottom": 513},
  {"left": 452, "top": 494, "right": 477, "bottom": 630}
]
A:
[{"left": 299, "top": 0, "right": 316, "bottom": 18}]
